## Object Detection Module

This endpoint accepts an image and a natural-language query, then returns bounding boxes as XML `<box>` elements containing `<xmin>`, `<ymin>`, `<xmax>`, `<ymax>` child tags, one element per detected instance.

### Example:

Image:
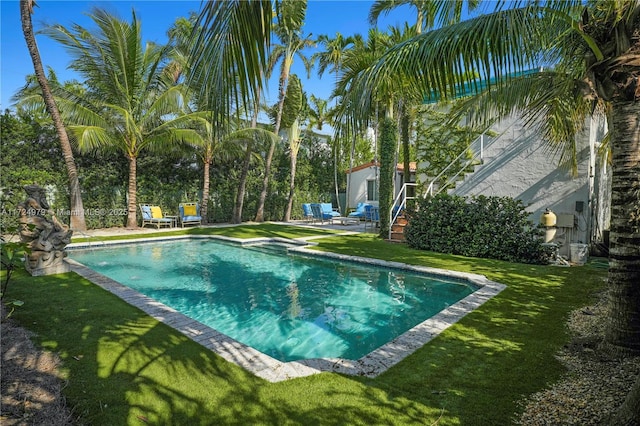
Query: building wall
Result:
<box><xmin>346</xmin><ymin>165</ymin><xmax>412</xmax><ymax>210</ymax></box>
<box><xmin>346</xmin><ymin>165</ymin><xmax>379</xmax><ymax>209</ymax></box>
<box><xmin>447</xmin><ymin>114</ymin><xmax>606</xmax><ymax>256</ymax></box>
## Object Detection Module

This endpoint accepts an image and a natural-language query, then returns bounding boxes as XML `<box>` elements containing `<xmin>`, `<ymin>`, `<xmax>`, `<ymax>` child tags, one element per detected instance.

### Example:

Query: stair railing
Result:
<box><xmin>425</xmin><ymin>133</ymin><xmax>486</xmax><ymax>197</ymax></box>
<box><xmin>387</xmin><ymin>133</ymin><xmax>491</xmax><ymax>240</ymax></box>
<box><xmin>388</xmin><ymin>182</ymin><xmax>418</xmax><ymax>240</ymax></box>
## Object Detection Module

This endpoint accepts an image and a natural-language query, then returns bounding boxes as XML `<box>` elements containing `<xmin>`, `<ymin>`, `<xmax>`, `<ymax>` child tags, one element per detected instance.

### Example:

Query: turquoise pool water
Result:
<box><xmin>70</xmin><ymin>239</ymin><xmax>477</xmax><ymax>362</ymax></box>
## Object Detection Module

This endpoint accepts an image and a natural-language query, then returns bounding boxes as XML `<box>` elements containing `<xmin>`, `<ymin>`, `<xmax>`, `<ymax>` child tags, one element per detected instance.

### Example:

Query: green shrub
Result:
<box><xmin>405</xmin><ymin>194</ymin><xmax>553</xmax><ymax>264</ymax></box>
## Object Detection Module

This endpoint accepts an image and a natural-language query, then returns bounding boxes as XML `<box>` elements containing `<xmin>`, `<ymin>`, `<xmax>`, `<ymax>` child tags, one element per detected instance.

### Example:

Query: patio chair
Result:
<box><xmin>320</xmin><ymin>203</ymin><xmax>341</xmax><ymax>220</ymax></box>
<box><xmin>302</xmin><ymin>203</ymin><xmax>314</xmax><ymax>222</ymax></box>
<box><xmin>310</xmin><ymin>203</ymin><xmax>324</xmax><ymax>223</ymax></box>
<box><xmin>140</xmin><ymin>204</ymin><xmax>174</xmax><ymax>229</ymax></box>
<box><xmin>179</xmin><ymin>202</ymin><xmax>202</xmax><ymax>227</ymax></box>
<box><xmin>348</xmin><ymin>202</ymin><xmax>370</xmax><ymax>220</ymax></box>
<box><xmin>320</xmin><ymin>203</ymin><xmax>340</xmax><ymax>219</ymax></box>
<box><xmin>364</xmin><ymin>206</ymin><xmax>380</xmax><ymax>230</ymax></box>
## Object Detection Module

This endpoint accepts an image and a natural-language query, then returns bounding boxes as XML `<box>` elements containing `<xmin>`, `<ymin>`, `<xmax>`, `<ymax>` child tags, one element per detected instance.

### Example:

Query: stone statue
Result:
<box><xmin>17</xmin><ymin>184</ymin><xmax>73</xmax><ymax>276</ymax></box>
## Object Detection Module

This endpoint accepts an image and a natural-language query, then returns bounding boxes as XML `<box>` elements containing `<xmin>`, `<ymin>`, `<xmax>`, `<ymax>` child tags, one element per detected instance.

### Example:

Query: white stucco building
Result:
<box><xmin>441</xmin><ymin>114</ymin><xmax>609</xmax><ymax>256</ymax></box>
<box><xmin>346</xmin><ymin>113</ymin><xmax>610</xmax><ymax>257</ymax></box>
<box><xmin>345</xmin><ymin>161</ymin><xmax>416</xmax><ymax>209</ymax></box>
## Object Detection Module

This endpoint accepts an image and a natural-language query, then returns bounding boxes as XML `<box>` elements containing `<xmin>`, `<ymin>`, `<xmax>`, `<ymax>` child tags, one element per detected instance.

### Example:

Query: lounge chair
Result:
<box><xmin>309</xmin><ymin>203</ymin><xmax>340</xmax><ymax>223</ymax></box>
<box><xmin>348</xmin><ymin>202</ymin><xmax>370</xmax><ymax>220</ymax></box>
<box><xmin>320</xmin><ymin>203</ymin><xmax>341</xmax><ymax>220</ymax></box>
<box><xmin>179</xmin><ymin>202</ymin><xmax>202</xmax><ymax>227</ymax></box>
<box><xmin>310</xmin><ymin>203</ymin><xmax>324</xmax><ymax>223</ymax></box>
<box><xmin>364</xmin><ymin>206</ymin><xmax>380</xmax><ymax>230</ymax></box>
<box><xmin>302</xmin><ymin>203</ymin><xmax>314</xmax><ymax>222</ymax></box>
<box><xmin>140</xmin><ymin>204</ymin><xmax>174</xmax><ymax>229</ymax></box>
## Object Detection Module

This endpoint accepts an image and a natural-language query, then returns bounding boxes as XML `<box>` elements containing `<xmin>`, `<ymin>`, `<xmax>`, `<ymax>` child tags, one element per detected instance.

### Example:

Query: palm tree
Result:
<box><xmin>315</xmin><ymin>32</ymin><xmax>356</xmax><ymax>82</ymax></box>
<box><xmin>386</xmin><ymin>23</ymin><xmax>423</xmax><ymax>187</ymax></box>
<box><xmin>41</xmin><ymin>8</ymin><xmax>200</xmax><ymax>228</ymax></box>
<box><xmin>226</xmin><ymin>127</ymin><xmax>277</xmax><ymax>223</ymax></box>
<box><xmin>19</xmin><ymin>0</ymin><xmax>86</xmax><ymax>231</ymax></box>
<box><xmin>358</xmin><ymin>1</ymin><xmax>639</xmax><ymax>421</ymax></box>
<box><xmin>190</xmin><ymin>0</ymin><xmax>272</xmax><ymax>132</ymax></box>
<box><xmin>332</xmin><ymin>28</ymin><xmax>402</xmax><ymax>236</ymax></box>
<box><xmin>191</xmin><ymin>1</ymin><xmax>280</xmax><ymax>223</ymax></box>
<box><xmin>168</xmin><ymin>15</ymin><xmax>243</xmax><ymax>225</ymax></box>
<box><xmin>306</xmin><ymin>94</ymin><xmax>331</xmax><ymax>131</ymax></box>
<box><xmin>314</xmin><ymin>32</ymin><xmax>356</xmax><ymax>213</ymax></box>
<box><xmin>255</xmin><ymin>0</ymin><xmax>314</xmax><ymax>222</ymax></box>
<box><xmin>368</xmin><ymin>0</ymin><xmax>481</xmax><ymax>34</ymax></box>
<box><xmin>280</xmin><ymin>74</ymin><xmax>305</xmax><ymax>221</ymax></box>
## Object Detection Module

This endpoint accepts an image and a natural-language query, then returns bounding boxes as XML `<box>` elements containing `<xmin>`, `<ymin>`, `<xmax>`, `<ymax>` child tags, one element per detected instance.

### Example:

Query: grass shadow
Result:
<box><xmin>6</xmin><ymin>225</ymin><xmax>608</xmax><ymax>424</ymax></box>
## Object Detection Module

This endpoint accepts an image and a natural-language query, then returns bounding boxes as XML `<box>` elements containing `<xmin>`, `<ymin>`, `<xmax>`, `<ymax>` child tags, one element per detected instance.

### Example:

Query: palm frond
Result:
<box><xmin>449</xmin><ymin>69</ymin><xmax>596</xmax><ymax>176</ymax></box>
<box><xmin>364</xmin><ymin>5</ymin><xmax>565</xmax><ymax>106</ymax></box>
<box><xmin>67</xmin><ymin>125</ymin><xmax>117</xmax><ymax>152</ymax></box>
<box><xmin>190</xmin><ymin>0</ymin><xmax>272</xmax><ymax>132</ymax></box>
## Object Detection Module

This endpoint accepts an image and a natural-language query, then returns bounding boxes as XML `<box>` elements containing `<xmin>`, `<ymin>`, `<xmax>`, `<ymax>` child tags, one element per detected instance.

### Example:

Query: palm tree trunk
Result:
<box><xmin>235</xmin><ymin>96</ymin><xmax>260</xmax><ymax>224</ymax></box>
<box><xmin>283</xmin><ymin>151</ymin><xmax>298</xmax><ymax>221</ymax></box>
<box><xmin>233</xmin><ymin>147</ymin><xmax>252</xmax><ymax>224</ymax></box>
<box><xmin>126</xmin><ymin>155</ymin><xmax>138</xmax><ymax>229</ymax></box>
<box><xmin>602</xmin><ymin>100</ymin><xmax>640</xmax><ymax>357</ymax></box>
<box><xmin>612</xmin><ymin>372</ymin><xmax>640</xmax><ymax>425</ymax></box>
<box><xmin>255</xmin><ymin>139</ymin><xmax>276</xmax><ymax>222</ymax></box>
<box><xmin>333</xmin><ymin>140</ymin><xmax>341</xmax><ymax>213</ymax></box>
<box><xmin>255</xmin><ymin>67</ymin><xmax>288</xmax><ymax>222</ymax></box>
<box><xmin>379</xmin><ymin>117</ymin><xmax>397</xmax><ymax>238</ymax></box>
<box><xmin>20</xmin><ymin>0</ymin><xmax>86</xmax><ymax>231</ymax></box>
<box><xmin>201</xmin><ymin>157</ymin><xmax>211</xmax><ymax>225</ymax></box>
<box><xmin>333</xmin><ymin>70</ymin><xmax>342</xmax><ymax>214</ymax></box>
<box><xmin>346</xmin><ymin>131</ymin><xmax>355</xmax><ymax>212</ymax></box>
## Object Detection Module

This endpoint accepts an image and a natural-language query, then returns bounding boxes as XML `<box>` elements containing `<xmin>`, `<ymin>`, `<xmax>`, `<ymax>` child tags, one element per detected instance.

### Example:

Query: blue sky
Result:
<box><xmin>1</xmin><ymin>0</ymin><xmax>414</xmax><ymax>114</ymax></box>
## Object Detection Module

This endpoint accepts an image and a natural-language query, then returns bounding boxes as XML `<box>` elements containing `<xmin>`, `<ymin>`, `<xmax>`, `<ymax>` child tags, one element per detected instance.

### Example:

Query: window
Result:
<box><xmin>367</xmin><ymin>179</ymin><xmax>379</xmax><ymax>201</ymax></box>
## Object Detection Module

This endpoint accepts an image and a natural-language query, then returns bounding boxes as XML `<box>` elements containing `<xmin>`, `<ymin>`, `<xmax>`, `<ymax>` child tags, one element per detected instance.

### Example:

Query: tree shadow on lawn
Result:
<box><xmin>8</xmin><ymin>233</ymin><xmax>608</xmax><ymax>425</ymax></box>
<box><xmin>187</xmin><ymin>223</ymin><xmax>340</xmax><ymax>240</ymax></box>
<box><xmin>308</xmin><ymin>234</ymin><xmax>608</xmax><ymax>423</ymax></box>
<box><xmin>10</xmin><ymin>270</ymin><xmax>460</xmax><ymax>425</ymax></box>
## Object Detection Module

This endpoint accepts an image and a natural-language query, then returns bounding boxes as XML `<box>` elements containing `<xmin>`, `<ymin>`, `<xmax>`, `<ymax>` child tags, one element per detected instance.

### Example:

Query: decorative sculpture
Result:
<box><xmin>17</xmin><ymin>184</ymin><xmax>73</xmax><ymax>276</ymax></box>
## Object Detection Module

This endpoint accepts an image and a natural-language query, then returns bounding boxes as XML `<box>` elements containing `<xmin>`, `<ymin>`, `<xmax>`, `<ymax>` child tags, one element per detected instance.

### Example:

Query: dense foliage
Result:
<box><xmin>414</xmin><ymin>104</ymin><xmax>488</xmax><ymax>189</ymax></box>
<box><xmin>0</xmin><ymin>111</ymin><xmax>67</xmax><ymax>222</ymax></box>
<box><xmin>1</xmin><ymin>110</ymin><xmax>340</xmax><ymax>229</ymax></box>
<box><xmin>378</xmin><ymin>117</ymin><xmax>396</xmax><ymax>237</ymax></box>
<box><xmin>405</xmin><ymin>194</ymin><xmax>554</xmax><ymax>264</ymax></box>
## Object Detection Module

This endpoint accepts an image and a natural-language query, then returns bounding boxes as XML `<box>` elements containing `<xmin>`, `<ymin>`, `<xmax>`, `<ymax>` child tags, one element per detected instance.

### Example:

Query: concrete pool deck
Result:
<box><xmin>66</xmin><ymin>225</ymin><xmax>506</xmax><ymax>382</ymax></box>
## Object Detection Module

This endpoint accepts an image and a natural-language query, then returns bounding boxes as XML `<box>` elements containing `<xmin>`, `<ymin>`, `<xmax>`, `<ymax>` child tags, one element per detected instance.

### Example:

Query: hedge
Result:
<box><xmin>404</xmin><ymin>194</ymin><xmax>554</xmax><ymax>264</ymax></box>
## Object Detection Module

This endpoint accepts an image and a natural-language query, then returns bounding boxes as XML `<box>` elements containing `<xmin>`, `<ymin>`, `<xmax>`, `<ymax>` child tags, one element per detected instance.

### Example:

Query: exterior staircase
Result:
<box><xmin>388</xmin><ymin>183</ymin><xmax>417</xmax><ymax>243</ymax></box>
<box><xmin>387</xmin><ymin>134</ymin><xmax>489</xmax><ymax>243</ymax></box>
<box><xmin>389</xmin><ymin>214</ymin><xmax>408</xmax><ymax>242</ymax></box>
<box><xmin>426</xmin><ymin>133</ymin><xmax>487</xmax><ymax>197</ymax></box>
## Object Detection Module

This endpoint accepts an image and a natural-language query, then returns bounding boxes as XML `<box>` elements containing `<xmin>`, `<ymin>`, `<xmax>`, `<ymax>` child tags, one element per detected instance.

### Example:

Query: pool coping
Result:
<box><xmin>66</xmin><ymin>235</ymin><xmax>506</xmax><ymax>382</ymax></box>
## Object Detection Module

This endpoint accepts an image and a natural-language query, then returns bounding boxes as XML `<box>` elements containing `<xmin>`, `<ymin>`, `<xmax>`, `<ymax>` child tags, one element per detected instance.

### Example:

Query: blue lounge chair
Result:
<box><xmin>320</xmin><ymin>203</ymin><xmax>341</xmax><ymax>220</ymax></box>
<box><xmin>365</xmin><ymin>206</ymin><xmax>380</xmax><ymax>230</ymax></box>
<box><xmin>179</xmin><ymin>202</ymin><xmax>202</xmax><ymax>227</ymax></box>
<box><xmin>302</xmin><ymin>203</ymin><xmax>314</xmax><ymax>222</ymax></box>
<box><xmin>309</xmin><ymin>203</ymin><xmax>340</xmax><ymax>223</ymax></box>
<box><xmin>310</xmin><ymin>203</ymin><xmax>323</xmax><ymax>223</ymax></box>
<box><xmin>140</xmin><ymin>204</ymin><xmax>174</xmax><ymax>229</ymax></box>
<box><xmin>348</xmin><ymin>203</ymin><xmax>370</xmax><ymax>220</ymax></box>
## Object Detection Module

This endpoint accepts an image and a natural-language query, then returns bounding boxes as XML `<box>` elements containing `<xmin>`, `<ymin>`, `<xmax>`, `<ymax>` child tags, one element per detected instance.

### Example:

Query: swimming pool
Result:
<box><xmin>67</xmin><ymin>236</ymin><xmax>505</xmax><ymax>381</ymax></box>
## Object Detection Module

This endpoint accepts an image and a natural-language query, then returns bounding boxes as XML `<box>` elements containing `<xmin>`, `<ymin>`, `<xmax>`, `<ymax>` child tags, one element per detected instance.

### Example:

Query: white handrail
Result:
<box><xmin>388</xmin><ymin>182</ymin><xmax>417</xmax><ymax>240</ymax></box>
<box><xmin>424</xmin><ymin>132</ymin><xmax>487</xmax><ymax>197</ymax></box>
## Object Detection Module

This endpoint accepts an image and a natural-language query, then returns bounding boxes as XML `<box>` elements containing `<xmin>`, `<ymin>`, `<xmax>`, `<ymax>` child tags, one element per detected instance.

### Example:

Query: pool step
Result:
<box><xmin>244</xmin><ymin>243</ymin><xmax>294</xmax><ymax>255</ymax></box>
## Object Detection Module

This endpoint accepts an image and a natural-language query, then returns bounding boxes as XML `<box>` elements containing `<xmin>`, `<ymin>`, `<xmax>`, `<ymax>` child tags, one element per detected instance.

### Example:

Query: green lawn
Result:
<box><xmin>6</xmin><ymin>225</ymin><xmax>606</xmax><ymax>425</ymax></box>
